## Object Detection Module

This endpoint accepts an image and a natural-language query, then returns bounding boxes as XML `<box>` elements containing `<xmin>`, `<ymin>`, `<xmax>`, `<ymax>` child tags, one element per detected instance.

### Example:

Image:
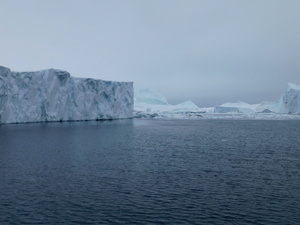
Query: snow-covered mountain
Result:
<box><xmin>0</xmin><ymin>66</ymin><xmax>133</xmax><ymax>124</ymax></box>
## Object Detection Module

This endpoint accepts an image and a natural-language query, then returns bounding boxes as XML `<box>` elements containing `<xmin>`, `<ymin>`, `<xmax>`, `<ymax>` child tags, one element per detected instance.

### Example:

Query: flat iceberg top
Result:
<box><xmin>0</xmin><ymin>66</ymin><xmax>134</xmax><ymax>124</ymax></box>
<box><xmin>288</xmin><ymin>83</ymin><xmax>300</xmax><ymax>90</ymax></box>
<box><xmin>220</xmin><ymin>101</ymin><xmax>259</xmax><ymax>110</ymax></box>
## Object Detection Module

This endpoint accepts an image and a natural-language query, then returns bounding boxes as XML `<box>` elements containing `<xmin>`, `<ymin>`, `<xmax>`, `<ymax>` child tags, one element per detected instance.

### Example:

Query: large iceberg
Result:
<box><xmin>276</xmin><ymin>83</ymin><xmax>300</xmax><ymax>114</ymax></box>
<box><xmin>0</xmin><ymin>66</ymin><xmax>133</xmax><ymax>124</ymax></box>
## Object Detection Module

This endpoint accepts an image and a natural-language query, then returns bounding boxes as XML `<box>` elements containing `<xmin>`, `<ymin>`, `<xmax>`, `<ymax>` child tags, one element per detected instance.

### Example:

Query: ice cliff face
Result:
<box><xmin>0</xmin><ymin>66</ymin><xmax>133</xmax><ymax>124</ymax></box>
<box><xmin>276</xmin><ymin>83</ymin><xmax>300</xmax><ymax>114</ymax></box>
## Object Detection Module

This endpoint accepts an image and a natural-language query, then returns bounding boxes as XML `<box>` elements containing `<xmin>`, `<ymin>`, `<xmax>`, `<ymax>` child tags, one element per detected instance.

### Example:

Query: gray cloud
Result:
<box><xmin>1</xmin><ymin>0</ymin><xmax>300</xmax><ymax>107</ymax></box>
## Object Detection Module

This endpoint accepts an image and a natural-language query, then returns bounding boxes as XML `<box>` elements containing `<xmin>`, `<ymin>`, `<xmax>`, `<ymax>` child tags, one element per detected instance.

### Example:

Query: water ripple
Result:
<box><xmin>0</xmin><ymin>120</ymin><xmax>299</xmax><ymax>224</ymax></box>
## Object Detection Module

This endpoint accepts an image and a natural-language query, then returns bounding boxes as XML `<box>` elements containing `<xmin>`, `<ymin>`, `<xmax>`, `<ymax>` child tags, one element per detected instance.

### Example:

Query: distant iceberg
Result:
<box><xmin>134</xmin><ymin>84</ymin><xmax>300</xmax><ymax>120</ymax></box>
<box><xmin>135</xmin><ymin>89</ymin><xmax>169</xmax><ymax>105</ymax></box>
<box><xmin>134</xmin><ymin>89</ymin><xmax>204</xmax><ymax>119</ymax></box>
<box><xmin>0</xmin><ymin>66</ymin><xmax>133</xmax><ymax>124</ymax></box>
<box><xmin>215</xmin><ymin>101</ymin><xmax>276</xmax><ymax>114</ymax></box>
<box><xmin>175</xmin><ymin>101</ymin><xmax>200</xmax><ymax>111</ymax></box>
<box><xmin>214</xmin><ymin>106</ymin><xmax>240</xmax><ymax>113</ymax></box>
<box><xmin>213</xmin><ymin>84</ymin><xmax>300</xmax><ymax>115</ymax></box>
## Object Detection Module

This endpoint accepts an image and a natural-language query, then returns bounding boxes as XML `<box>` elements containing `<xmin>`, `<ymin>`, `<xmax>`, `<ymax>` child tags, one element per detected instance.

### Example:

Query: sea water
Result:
<box><xmin>0</xmin><ymin>119</ymin><xmax>299</xmax><ymax>224</ymax></box>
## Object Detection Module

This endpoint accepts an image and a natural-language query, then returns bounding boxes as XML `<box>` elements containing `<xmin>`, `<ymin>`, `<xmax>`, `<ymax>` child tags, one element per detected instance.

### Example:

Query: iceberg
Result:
<box><xmin>218</xmin><ymin>101</ymin><xmax>258</xmax><ymax>113</ymax></box>
<box><xmin>134</xmin><ymin>85</ymin><xmax>300</xmax><ymax>120</ymax></box>
<box><xmin>134</xmin><ymin>89</ymin><xmax>204</xmax><ymax>119</ymax></box>
<box><xmin>214</xmin><ymin>106</ymin><xmax>240</xmax><ymax>113</ymax></box>
<box><xmin>215</xmin><ymin>84</ymin><xmax>300</xmax><ymax>115</ymax></box>
<box><xmin>174</xmin><ymin>101</ymin><xmax>200</xmax><ymax>112</ymax></box>
<box><xmin>135</xmin><ymin>89</ymin><xmax>169</xmax><ymax>105</ymax></box>
<box><xmin>0</xmin><ymin>66</ymin><xmax>133</xmax><ymax>124</ymax></box>
<box><xmin>276</xmin><ymin>83</ymin><xmax>300</xmax><ymax>114</ymax></box>
<box><xmin>215</xmin><ymin>101</ymin><xmax>277</xmax><ymax>113</ymax></box>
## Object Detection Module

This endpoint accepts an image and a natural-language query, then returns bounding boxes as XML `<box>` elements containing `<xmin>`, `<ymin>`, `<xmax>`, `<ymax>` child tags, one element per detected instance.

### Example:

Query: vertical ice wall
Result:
<box><xmin>276</xmin><ymin>83</ymin><xmax>300</xmax><ymax>114</ymax></box>
<box><xmin>0</xmin><ymin>66</ymin><xmax>133</xmax><ymax>124</ymax></box>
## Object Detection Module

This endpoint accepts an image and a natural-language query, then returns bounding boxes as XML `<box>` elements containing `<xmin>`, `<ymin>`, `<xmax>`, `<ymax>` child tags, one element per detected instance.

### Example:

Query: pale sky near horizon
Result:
<box><xmin>1</xmin><ymin>0</ymin><xmax>300</xmax><ymax>107</ymax></box>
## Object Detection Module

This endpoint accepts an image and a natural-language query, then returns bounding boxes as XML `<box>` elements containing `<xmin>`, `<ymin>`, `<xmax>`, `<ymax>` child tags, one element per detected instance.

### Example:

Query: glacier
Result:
<box><xmin>0</xmin><ymin>66</ymin><xmax>133</xmax><ymax>124</ymax></box>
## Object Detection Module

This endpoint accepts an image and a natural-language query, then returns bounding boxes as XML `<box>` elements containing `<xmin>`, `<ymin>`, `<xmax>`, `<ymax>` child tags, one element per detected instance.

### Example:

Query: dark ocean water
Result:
<box><xmin>0</xmin><ymin>119</ymin><xmax>299</xmax><ymax>225</ymax></box>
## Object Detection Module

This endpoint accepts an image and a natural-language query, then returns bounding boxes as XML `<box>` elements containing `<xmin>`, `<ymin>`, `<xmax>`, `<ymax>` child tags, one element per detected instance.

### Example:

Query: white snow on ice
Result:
<box><xmin>134</xmin><ymin>85</ymin><xmax>300</xmax><ymax>120</ymax></box>
<box><xmin>276</xmin><ymin>83</ymin><xmax>300</xmax><ymax>114</ymax></box>
<box><xmin>0</xmin><ymin>66</ymin><xmax>133</xmax><ymax>124</ymax></box>
<box><xmin>287</xmin><ymin>83</ymin><xmax>300</xmax><ymax>91</ymax></box>
<box><xmin>1</xmin><ymin>64</ymin><xmax>299</xmax><ymax>122</ymax></box>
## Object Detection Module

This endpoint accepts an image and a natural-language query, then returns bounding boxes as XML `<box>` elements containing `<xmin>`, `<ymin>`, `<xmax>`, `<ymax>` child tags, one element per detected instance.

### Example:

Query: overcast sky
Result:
<box><xmin>1</xmin><ymin>0</ymin><xmax>300</xmax><ymax>107</ymax></box>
